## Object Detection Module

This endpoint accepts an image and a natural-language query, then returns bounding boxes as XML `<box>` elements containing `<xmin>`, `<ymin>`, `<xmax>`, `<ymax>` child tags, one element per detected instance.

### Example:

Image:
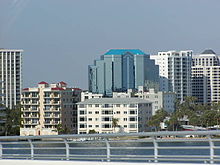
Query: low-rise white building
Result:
<box><xmin>77</xmin><ymin>98</ymin><xmax>152</xmax><ymax>134</ymax></box>
<box><xmin>112</xmin><ymin>86</ymin><xmax>176</xmax><ymax>115</ymax></box>
<box><xmin>135</xmin><ymin>87</ymin><xmax>175</xmax><ymax>115</ymax></box>
<box><xmin>81</xmin><ymin>91</ymin><xmax>103</xmax><ymax>102</ymax></box>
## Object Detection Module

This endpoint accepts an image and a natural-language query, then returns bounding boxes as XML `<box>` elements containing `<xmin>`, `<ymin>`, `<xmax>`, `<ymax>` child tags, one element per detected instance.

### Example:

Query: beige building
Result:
<box><xmin>77</xmin><ymin>98</ymin><xmax>152</xmax><ymax>134</ymax></box>
<box><xmin>20</xmin><ymin>81</ymin><xmax>81</xmax><ymax>136</ymax></box>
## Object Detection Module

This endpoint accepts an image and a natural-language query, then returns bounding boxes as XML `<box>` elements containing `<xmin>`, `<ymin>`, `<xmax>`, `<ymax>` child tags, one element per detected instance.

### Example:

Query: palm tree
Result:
<box><xmin>112</xmin><ymin>118</ymin><xmax>119</xmax><ymax>133</ymax></box>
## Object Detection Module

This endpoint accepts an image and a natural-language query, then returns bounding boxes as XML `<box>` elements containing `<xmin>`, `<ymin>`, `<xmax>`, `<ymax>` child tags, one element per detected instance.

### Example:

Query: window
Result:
<box><xmin>44</xmin><ymin>92</ymin><xmax>50</xmax><ymax>97</ymax></box>
<box><xmin>129</xmin><ymin>117</ymin><xmax>136</xmax><ymax>121</ymax></box>
<box><xmin>80</xmin><ymin>117</ymin><xmax>86</xmax><ymax>121</ymax></box>
<box><xmin>88</xmin><ymin>118</ymin><xmax>92</xmax><ymax>121</ymax></box>
<box><xmin>89</xmin><ymin>125</ymin><xmax>92</xmax><ymax>128</ymax></box>
<box><xmin>116</xmin><ymin>111</ymin><xmax>120</xmax><ymax>114</ymax></box>
<box><xmin>95</xmin><ymin>111</ymin><xmax>99</xmax><ymax>114</ymax></box>
<box><xmin>80</xmin><ymin>110</ymin><xmax>85</xmax><ymax>115</ymax></box>
<box><xmin>95</xmin><ymin>125</ymin><xmax>99</xmax><ymax>128</ymax></box>
<box><xmin>102</xmin><ymin>124</ymin><xmax>111</xmax><ymax>128</ymax></box>
<box><xmin>129</xmin><ymin>110</ymin><xmax>136</xmax><ymax>114</ymax></box>
<box><xmin>79</xmin><ymin>104</ymin><xmax>85</xmax><ymax>108</ymax></box>
<box><xmin>116</xmin><ymin>104</ymin><xmax>120</xmax><ymax>107</ymax></box>
<box><xmin>129</xmin><ymin>104</ymin><xmax>136</xmax><ymax>108</ymax></box>
<box><xmin>44</xmin><ymin>105</ymin><xmax>50</xmax><ymax>110</ymax></box>
<box><xmin>124</xmin><ymin>111</ymin><xmax>127</xmax><ymax>114</ymax></box>
<box><xmin>123</xmin><ymin>118</ymin><xmax>127</xmax><ymax>121</ymax></box>
<box><xmin>79</xmin><ymin>132</ymin><xmax>86</xmax><ymax>134</ymax></box>
<box><xmin>124</xmin><ymin>125</ymin><xmax>127</xmax><ymax>128</ymax></box>
<box><xmin>88</xmin><ymin>104</ymin><xmax>92</xmax><ymax>107</ymax></box>
<box><xmin>80</xmin><ymin>124</ymin><xmax>86</xmax><ymax>128</ymax></box>
<box><xmin>129</xmin><ymin>124</ymin><xmax>137</xmax><ymax>128</ymax></box>
<box><xmin>102</xmin><ymin>117</ymin><xmax>111</xmax><ymax>121</ymax></box>
<box><xmin>95</xmin><ymin>104</ymin><xmax>99</xmax><ymax>107</ymax></box>
<box><xmin>95</xmin><ymin>118</ymin><xmax>99</xmax><ymax>121</ymax></box>
<box><xmin>103</xmin><ymin>104</ymin><xmax>112</xmax><ymax>108</ymax></box>
<box><xmin>102</xmin><ymin>110</ymin><xmax>113</xmax><ymax>114</ymax></box>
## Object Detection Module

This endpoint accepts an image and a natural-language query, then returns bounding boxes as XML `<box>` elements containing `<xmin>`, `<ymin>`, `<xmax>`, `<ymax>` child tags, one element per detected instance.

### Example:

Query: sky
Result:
<box><xmin>0</xmin><ymin>0</ymin><xmax>220</xmax><ymax>89</ymax></box>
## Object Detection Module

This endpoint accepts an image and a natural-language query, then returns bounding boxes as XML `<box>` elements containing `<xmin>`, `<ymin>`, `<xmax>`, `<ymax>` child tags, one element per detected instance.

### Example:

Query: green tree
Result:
<box><xmin>4</xmin><ymin>105</ymin><xmax>22</xmax><ymax>136</ymax></box>
<box><xmin>88</xmin><ymin>129</ymin><xmax>97</xmax><ymax>134</ymax></box>
<box><xmin>56</xmin><ymin>124</ymin><xmax>71</xmax><ymax>135</ymax></box>
<box><xmin>112</xmin><ymin>118</ymin><xmax>119</xmax><ymax>133</ymax></box>
<box><xmin>148</xmin><ymin>109</ymin><xmax>168</xmax><ymax>131</ymax></box>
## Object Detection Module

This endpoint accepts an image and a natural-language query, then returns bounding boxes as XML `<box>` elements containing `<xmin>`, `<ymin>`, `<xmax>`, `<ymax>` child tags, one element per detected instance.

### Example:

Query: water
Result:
<box><xmin>1</xmin><ymin>140</ymin><xmax>220</xmax><ymax>163</ymax></box>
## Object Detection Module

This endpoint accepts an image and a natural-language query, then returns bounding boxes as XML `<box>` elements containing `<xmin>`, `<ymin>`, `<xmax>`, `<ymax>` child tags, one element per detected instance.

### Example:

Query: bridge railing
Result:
<box><xmin>0</xmin><ymin>130</ymin><xmax>220</xmax><ymax>164</ymax></box>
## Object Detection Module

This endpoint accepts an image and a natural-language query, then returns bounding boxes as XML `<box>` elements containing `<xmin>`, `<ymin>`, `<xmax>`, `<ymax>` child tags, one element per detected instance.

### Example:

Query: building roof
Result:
<box><xmin>104</xmin><ymin>49</ymin><xmax>146</xmax><ymax>55</ymax></box>
<box><xmin>59</xmin><ymin>81</ymin><xmax>67</xmax><ymax>85</ymax></box>
<box><xmin>201</xmin><ymin>49</ymin><xmax>216</xmax><ymax>54</ymax></box>
<box><xmin>72</xmin><ymin>88</ymin><xmax>81</xmax><ymax>91</ymax></box>
<box><xmin>77</xmin><ymin>98</ymin><xmax>152</xmax><ymax>104</ymax></box>
<box><xmin>38</xmin><ymin>81</ymin><xmax>48</xmax><ymax>85</ymax></box>
<box><xmin>51</xmin><ymin>87</ymin><xmax>64</xmax><ymax>91</ymax></box>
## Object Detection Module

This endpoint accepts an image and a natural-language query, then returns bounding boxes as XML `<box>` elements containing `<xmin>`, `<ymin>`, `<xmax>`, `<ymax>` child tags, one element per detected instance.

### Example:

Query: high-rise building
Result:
<box><xmin>20</xmin><ymin>81</ymin><xmax>81</xmax><ymax>136</ymax></box>
<box><xmin>0</xmin><ymin>49</ymin><xmax>23</xmax><ymax>109</ymax></box>
<box><xmin>192</xmin><ymin>49</ymin><xmax>220</xmax><ymax>103</ymax></box>
<box><xmin>88</xmin><ymin>49</ymin><xmax>159</xmax><ymax>96</ymax></box>
<box><xmin>150</xmin><ymin>50</ymin><xmax>192</xmax><ymax>102</ymax></box>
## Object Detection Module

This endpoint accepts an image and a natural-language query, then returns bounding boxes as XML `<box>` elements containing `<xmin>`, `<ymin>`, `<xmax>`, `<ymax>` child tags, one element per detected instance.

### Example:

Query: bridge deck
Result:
<box><xmin>0</xmin><ymin>160</ymin><xmax>211</xmax><ymax>165</ymax></box>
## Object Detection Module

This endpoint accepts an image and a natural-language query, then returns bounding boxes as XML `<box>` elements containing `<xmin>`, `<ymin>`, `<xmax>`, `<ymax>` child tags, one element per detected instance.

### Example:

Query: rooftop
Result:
<box><xmin>77</xmin><ymin>98</ymin><xmax>151</xmax><ymax>104</ymax></box>
<box><xmin>38</xmin><ymin>81</ymin><xmax>48</xmax><ymax>85</ymax></box>
<box><xmin>201</xmin><ymin>49</ymin><xmax>216</xmax><ymax>54</ymax></box>
<box><xmin>104</xmin><ymin>49</ymin><xmax>146</xmax><ymax>55</ymax></box>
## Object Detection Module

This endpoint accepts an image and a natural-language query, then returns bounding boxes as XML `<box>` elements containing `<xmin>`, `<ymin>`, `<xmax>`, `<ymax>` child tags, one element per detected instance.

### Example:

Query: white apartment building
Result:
<box><xmin>192</xmin><ymin>49</ymin><xmax>220</xmax><ymax>103</ymax></box>
<box><xmin>20</xmin><ymin>81</ymin><xmax>81</xmax><ymax>136</ymax></box>
<box><xmin>112</xmin><ymin>87</ymin><xmax>175</xmax><ymax>115</ymax></box>
<box><xmin>0</xmin><ymin>49</ymin><xmax>22</xmax><ymax>109</ymax></box>
<box><xmin>150</xmin><ymin>50</ymin><xmax>192</xmax><ymax>102</ymax></box>
<box><xmin>112</xmin><ymin>89</ymin><xmax>133</xmax><ymax>98</ymax></box>
<box><xmin>135</xmin><ymin>87</ymin><xmax>175</xmax><ymax>115</ymax></box>
<box><xmin>81</xmin><ymin>91</ymin><xmax>103</xmax><ymax>102</ymax></box>
<box><xmin>77</xmin><ymin>98</ymin><xmax>152</xmax><ymax>134</ymax></box>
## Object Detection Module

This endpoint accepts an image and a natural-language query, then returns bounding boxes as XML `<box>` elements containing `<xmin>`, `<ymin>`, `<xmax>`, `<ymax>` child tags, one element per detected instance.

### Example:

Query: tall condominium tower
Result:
<box><xmin>150</xmin><ymin>50</ymin><xmax>192</xmax><ymax>102</ymax></box>
<box><xmin>192</xmin><ymin>49</ymin><xmax>220</xmax><ymax>103</ymax></box>
<box><xmin>0</xmin><ymin>49</ymin><xmax>23</xmax><ymax>109</ymax></box>
<box><xmin>88</xmin><ymin>49</ymin><xmax>159</xmax><ymax>96</ymax></box>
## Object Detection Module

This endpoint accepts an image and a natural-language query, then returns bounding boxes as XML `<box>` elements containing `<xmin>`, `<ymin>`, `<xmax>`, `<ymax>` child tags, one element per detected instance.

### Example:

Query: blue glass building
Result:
<box><xmin>88</xmin><ymin>49</ymin><xmax>159</xmax><ymax>96</ymax></box>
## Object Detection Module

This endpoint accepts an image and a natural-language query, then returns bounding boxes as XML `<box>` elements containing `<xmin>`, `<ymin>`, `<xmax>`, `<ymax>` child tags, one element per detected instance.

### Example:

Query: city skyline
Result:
<box><xmin>1</xmin><ymin>0</ymin><xmax>220</xmax><ymax>89</ymax></box>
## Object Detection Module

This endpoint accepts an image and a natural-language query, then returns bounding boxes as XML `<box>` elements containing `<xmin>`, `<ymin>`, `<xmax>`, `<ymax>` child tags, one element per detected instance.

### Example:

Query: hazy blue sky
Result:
<box><xmin>0</xmin><ymin>0</ymin><xmax>220</xmax><ymax>89</ymax></box>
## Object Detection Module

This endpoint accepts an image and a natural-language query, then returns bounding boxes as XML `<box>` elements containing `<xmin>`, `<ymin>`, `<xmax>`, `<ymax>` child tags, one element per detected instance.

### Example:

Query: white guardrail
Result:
<box><xmin>0</xmin><ymin>131</ymin><xmax>220</xmax><ymax>164</ymax></box>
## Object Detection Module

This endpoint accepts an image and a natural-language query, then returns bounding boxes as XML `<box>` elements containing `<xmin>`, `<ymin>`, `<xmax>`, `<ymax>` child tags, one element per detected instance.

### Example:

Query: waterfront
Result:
<box><xmin>1</xmin><ymin>138</ymin><xmax>220</xmax><ymax>163</ymax></box>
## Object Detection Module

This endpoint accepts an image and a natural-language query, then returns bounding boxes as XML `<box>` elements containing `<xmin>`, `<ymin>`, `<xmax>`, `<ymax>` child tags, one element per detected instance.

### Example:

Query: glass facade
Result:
<box><xmin>88</xmin><ymin>49</ymin><xmax>159</xmax><ymax>96</ymax></box>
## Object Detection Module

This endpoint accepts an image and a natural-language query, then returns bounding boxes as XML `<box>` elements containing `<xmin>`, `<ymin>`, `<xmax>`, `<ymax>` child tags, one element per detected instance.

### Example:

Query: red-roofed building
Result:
<box><xmin>38</xmin><ymin>81</ymin><xmax>48</xmax><ymax>84</ymax></box>
<box><xmin>21</xmin><ymin>82</ymin><xmax>81</xmax><ymax>136</ymax></box>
